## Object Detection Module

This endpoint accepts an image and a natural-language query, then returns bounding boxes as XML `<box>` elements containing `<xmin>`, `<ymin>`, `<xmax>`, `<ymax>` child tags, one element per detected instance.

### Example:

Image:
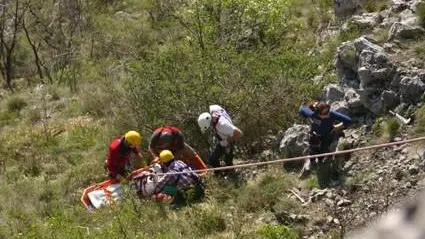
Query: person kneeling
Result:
<box><xmin>153</xmin><ymin>150</ymin><xmax>205</xmax><ymax>208</ymax></box>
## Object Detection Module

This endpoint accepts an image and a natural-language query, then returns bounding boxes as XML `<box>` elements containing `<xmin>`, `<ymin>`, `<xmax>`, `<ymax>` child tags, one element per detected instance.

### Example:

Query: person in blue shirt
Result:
<box><xmin>299</xmin><ymin>101</ymin><xmax>352</xmax><ymax>187</ymax></box>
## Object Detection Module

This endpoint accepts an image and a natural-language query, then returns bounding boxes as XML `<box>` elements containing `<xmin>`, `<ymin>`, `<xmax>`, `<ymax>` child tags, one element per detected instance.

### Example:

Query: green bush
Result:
<box><xmin>361</xmin><ymin>0</ymin><xmax>390</xmax><ymax>12</ymax></box>
<box><xmin>7</xmin><ymin>96</ymin><xmax>27</xmax><ymax>112</ymax></box>
<box><xmin>371</xmin><ymin>118</ymin><xmax>385</xmax><ymax>137</ymax></box>
<box><xmin>386</xmin><ymin>118</ymin><xmax>400</xmax><ymax>141</ymax></box>
<box><xmin>413</xmin><ymin>105</ymin><xmax>425</xmax><ymax>136</ymax></box>
<box><xmin>417</xmin><ymin>3</ymin><xmax>425</xmax><ymax>28</ymax></box>
<box><xmin>306</xmin><ymin>174</ymin><xmax>320</xmax><ymax>189</ymax></box>
<box><xmin>257</xmin><ymin>225</ymin><xmax>299</xmax><ymax>239</ymax></box>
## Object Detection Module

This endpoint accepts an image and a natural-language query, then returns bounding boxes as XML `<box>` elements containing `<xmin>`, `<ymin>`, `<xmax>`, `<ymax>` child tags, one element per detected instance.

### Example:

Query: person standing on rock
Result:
<box><xmin>299</xmin><ymin>101</ymin><xmax>352</xmax><ymax>187</ymax></box>
<box><xmin>197</xmin><ymin>104</ymin><xmax>243</xmax><ymax>177</ymax></box>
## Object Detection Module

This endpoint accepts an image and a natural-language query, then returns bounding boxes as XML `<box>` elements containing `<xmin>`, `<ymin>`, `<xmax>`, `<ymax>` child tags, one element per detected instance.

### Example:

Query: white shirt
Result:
<box><xmin>209</xmin><ymin>105</ymin><xmax>237</xmax><ymax>141</ymax></box>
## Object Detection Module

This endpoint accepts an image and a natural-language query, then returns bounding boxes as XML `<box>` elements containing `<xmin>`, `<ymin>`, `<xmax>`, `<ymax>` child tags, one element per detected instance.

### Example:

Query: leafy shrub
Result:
<box><xmin>257</xmin><ymin>225</ymin><xmax>299</xmax><ymax>239</ymax></box>
<box><xmin>413</xmin><ymin>105</ymin><xmax>425</xmax><ymax>136</ymax></box>
<box><xmin>306</xmin><ymin>174</ymin><xmax>320</xmax><ymax>189</ymax></box>
<box><xmin>417</xmin><ymin>3</ymin><xmax>425</xmax><ymax>28</ymax></box>
<box><xmin>7</xmin><ymin>96</ymin><xmax>27</xmax><ymax>112</ymax></box>
<box><xmin>386</xmin><ymin>118</ymin><xmax>400</xmax><ymax>141</ymax></box>
<box><xmin>361</xmin><ymin>0</ymin><xmax>390</xmax><ymax>12</ymax></box>
<box><xmin>371</xmin><ymin>118</ymin><xmax>385</xmax><ymax>137</ymax></box>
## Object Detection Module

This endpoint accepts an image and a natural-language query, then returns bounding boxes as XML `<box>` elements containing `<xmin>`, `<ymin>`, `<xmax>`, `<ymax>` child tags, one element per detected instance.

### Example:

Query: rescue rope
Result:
<box><xmin>149</xmin><ymin>136</ymin><xmax>425</xmax><ymax>176</ymax></box>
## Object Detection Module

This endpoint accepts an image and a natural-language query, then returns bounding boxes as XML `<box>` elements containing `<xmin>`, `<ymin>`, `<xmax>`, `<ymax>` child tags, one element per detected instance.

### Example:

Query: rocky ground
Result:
<box><xmin>255</xmin><ymin>125</ymin><xmax>422</xmax><ymax>238</ymax></box>
<box><xmin>249</xmin><ymin>0</ymin><xmax>425</xmax><ymax>237</ymax></box>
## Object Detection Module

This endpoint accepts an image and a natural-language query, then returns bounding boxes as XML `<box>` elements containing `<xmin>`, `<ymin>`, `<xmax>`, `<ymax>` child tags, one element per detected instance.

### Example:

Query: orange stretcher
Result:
<box><xmin>80</xmin><ymin>178</ymin><xmax>121</xmax><ymax>211</ymax></box>
<box><xmin>81</xmin><ymin>161</ymin><xmax>208</xmax><ymax>210</ymax></box>
<box><xmin>185</xmin><ymin>154</ymin><xmax>208</xmax><ymax>175</ymax></box>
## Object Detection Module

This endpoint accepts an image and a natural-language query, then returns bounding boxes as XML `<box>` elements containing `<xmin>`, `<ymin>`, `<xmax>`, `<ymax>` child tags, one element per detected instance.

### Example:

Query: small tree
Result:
<box><xmin>0</xmin><ymin>0</ymin><xmax>28</xmax><ymax>90</ymax></box>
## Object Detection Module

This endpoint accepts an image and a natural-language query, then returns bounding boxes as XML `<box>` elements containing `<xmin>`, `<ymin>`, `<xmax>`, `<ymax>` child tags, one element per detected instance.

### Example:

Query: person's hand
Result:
<box><xmin>333</xmin><ymin>123</ymin><xmax>344</xmax><ymax>131</ymax></box>
<box><xmin>151</xmin><ymin>157</ymin><xmax>160</xmax><ymax>164</ymax></box>
<box><xmin>117</xmin><ymin>174</ymin><xmax>129</xmax><ymax>184</ymax></box>
<box><xmin>331</xmin><ymin>123</ymin><xmax>345</xmax><ymax>137</ymax></box>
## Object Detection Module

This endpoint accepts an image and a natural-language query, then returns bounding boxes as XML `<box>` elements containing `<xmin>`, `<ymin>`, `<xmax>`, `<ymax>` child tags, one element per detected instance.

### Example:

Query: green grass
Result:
<box><xmin>414</xmin><ymin>41</ymin><xmax>425</xmax><ymax>59</ymax></box>
<box><xmin>257</xmin><ymin>225</ymin><xmax>299</xmax><ymax>239</ymax></box>
<box><xmin>305</xmin><ymin>174</ymin><xmax>320</xmax><ymax>190</ymax></box>
<box><xmin>371</xmin><ymin>117</ymin><xmax>401</xmax><ymax>142</ymax></box>
<box><xmin>7</xmin><ymin>96</ymin><xmax>27</xmax><ymax>112</ymax></box>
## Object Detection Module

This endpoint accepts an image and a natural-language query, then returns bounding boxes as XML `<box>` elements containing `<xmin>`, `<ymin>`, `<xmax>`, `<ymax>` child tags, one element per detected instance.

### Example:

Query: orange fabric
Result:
<box><xmin>188</xmin><ymin>154</ymin><xmax>208</xmax><ymax>175</ymax></box>
<box><xmin>80</xmin><ymin>178</ymin><xmax>119</xmax><ymax>210</ymax></box>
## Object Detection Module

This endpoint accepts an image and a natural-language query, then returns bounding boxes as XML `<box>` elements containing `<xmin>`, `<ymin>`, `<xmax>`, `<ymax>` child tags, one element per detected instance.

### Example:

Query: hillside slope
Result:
<box><xmin>0</xmin><ymin>0</ymin><xmax>425</xmax><ymax>238</ymax></box>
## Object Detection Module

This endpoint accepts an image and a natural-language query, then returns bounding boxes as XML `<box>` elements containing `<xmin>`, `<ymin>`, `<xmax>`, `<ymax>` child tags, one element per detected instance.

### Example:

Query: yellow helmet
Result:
<box><xmin>124</xmin><ymin>131</ymin><xmax>141</xmax><ymax>148</ymax></box>
<box><xmin>159</xmin><ymin>150</ymin><xmax>174</xmax><ymax>164</ymax></box>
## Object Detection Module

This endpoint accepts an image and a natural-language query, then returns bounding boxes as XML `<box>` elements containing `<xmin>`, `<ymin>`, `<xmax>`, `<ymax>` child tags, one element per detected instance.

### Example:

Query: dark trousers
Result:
<box><xmin>208</xmin><ymin>143</ymin><xmax>234</xmax><ymax>175</ymax></box>
<box><xmin>163</xmin><ymin>182</ymin><xmax>205</xmax><ymax>209</ymax></box>
<box><xmin>309</xmin><ymin>132</ymin><xmax>339</xmax><ymax>187</ymax></box>
<box><xmin>309</xmin><ymin>133</ymin><xmax>334</xmax><ymax>162</ymax></box>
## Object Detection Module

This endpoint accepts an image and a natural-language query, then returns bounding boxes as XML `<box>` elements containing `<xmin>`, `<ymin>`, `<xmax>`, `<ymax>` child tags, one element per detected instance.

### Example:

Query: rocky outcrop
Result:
<box><xmin>335</xmin><ymin>0</ymin><xmax>361</xmax><ymax>18</ymax></box>
<box><xmin>323</xmin><ymin>84</ymin><xmax>345</xmax><ymax>104</ymax></box>
<box><xmin>333</xmin><ymin>37</ymin><xmax>396</xmax><ymax>115</ymax></box>
<box><xmin>279</xmin><ymin>124</ymin><xmax>310</xmax><ymax>158</ymax></box>
<box><xmin>388</xmin><ymin>22</ymin><xmax>425</xmax><ymax>40</ymax></box>
<box><xmin>400</xmin><ymin>76</ymin><xmax>425</xmax><ymax>103</ymax></box>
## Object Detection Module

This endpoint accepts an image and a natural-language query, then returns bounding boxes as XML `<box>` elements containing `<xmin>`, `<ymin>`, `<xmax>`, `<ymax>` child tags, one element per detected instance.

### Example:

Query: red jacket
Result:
<box><xmin>149</xmin><ymin>126</ymin><xmax>185</xmax><ymax>154</ymax></box>
<box><xmin>106</xmin><ymin>137</ymin><xmax>140</xmax><ymax>177</ymax></box>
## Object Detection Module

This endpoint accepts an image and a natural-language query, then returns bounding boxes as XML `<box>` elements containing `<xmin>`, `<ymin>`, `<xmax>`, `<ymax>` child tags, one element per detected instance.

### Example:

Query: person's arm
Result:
<box><xmin>228</xmin><ymin>127</ymin><xmax>243</xmax><ymax>143</ymax></box>
<box><xmin>331</xmin><ymin>111</ymin><xmax>353</xmax><ymax>127</ymax></box>
<box><xmin>106</xmin><ymin>147</ymin><xmax>120</xmax><ymax>178</ymax></box>
<box><xmin>135</xmin><ymin>152</ymin><xmax>147</xmax><ymax>168</ymax></box>
<box><xmin>130</xmin><ymin>146</ymin><xmax>146</xmax><ymax>168</ymax></box>
<box><xmin>149</xmin><ymin>144</ymin><xmax>159</xmax><ymax>158</ymax></box>
<box><xmin>299</xmin><ymin>105</ymin><xmax>315</xmax><ymax>118</ymax></box>
<box><xmin>216</xmin><ymin>120</ymin><xmax>242</xmax><ymax>146</ymax></box>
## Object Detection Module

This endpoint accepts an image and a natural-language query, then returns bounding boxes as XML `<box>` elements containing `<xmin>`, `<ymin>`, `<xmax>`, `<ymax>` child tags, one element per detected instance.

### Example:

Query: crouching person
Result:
<box><xmin>154</xmin><ymin>150</ymin><xmax>205</xmax><ymax>208</ymax></box>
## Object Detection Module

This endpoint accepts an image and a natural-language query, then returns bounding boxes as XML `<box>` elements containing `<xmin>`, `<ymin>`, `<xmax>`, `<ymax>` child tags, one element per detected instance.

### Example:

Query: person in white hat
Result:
<box><xmin>197</xmin><ymin>105</ymin><xmax>243</xmax><ymax>176</ymax></box>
